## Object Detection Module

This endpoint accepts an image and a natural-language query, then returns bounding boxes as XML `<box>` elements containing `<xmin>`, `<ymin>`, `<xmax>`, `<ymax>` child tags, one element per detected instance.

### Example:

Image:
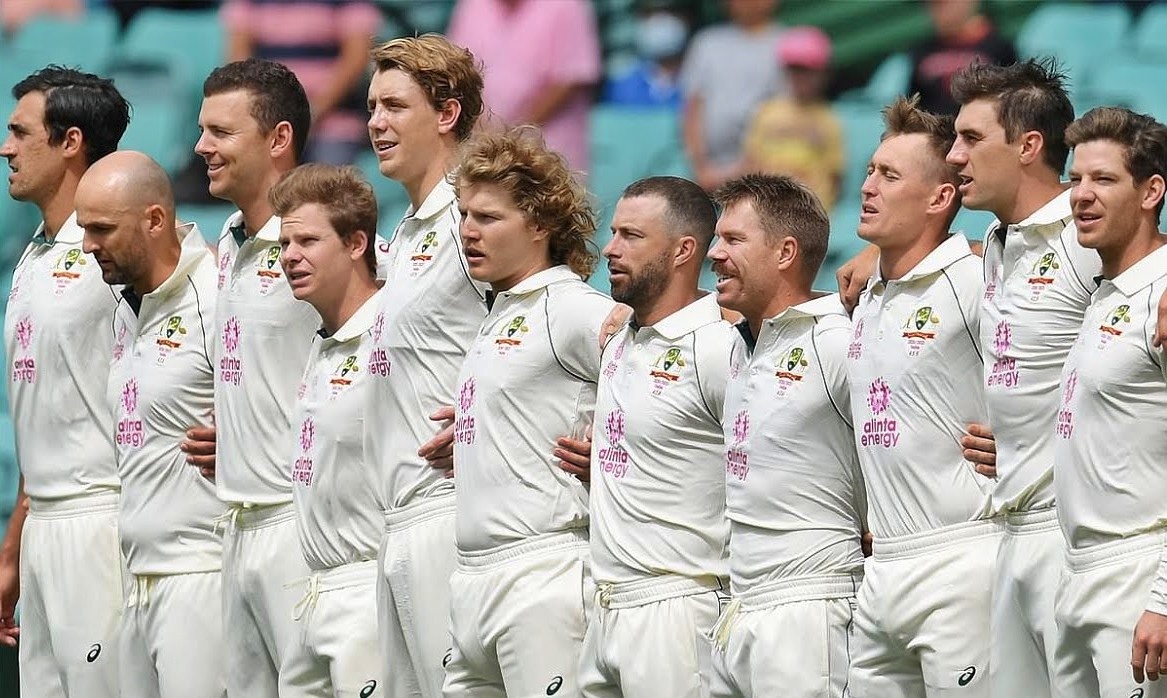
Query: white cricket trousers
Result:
<box><xmin>378</xmin><ymin>494</ymin><xmax>456</xmax><ymax>698</ymax></box>
<box><xmin>709</xmin><ymin>572</ymin><xmax>861</xmax><ymax>698</ymax></box>
<box><xmin>991</xmin><ymin>507</ymin><xmax>1062</xmax><ymax>698</ymax></box>
<box><xmin>1055</xmin><ymin>530</ymin><xmax>1167</xmax><ymax>698</ymax></box>
<box><xmin>279</xmin><ymin>559</ymin><xmax>382</xmax><ymax>698</ymax></box>
<box><xmin>579</xmin><ymin>573</ymin><xmax>726</xmax><ymax>698</ymax></box>
<box><xmin>848</xmin><ymin>519</ymin><xmax>1002</xmax><ymax>697</ymax></box>
<box><xmin>19</xmin><ymin>490</ymin><xmax>123</xmax><ymax>697</ymax></box>
<box><xmin>221</xmin><ymin>502</ymin><xmax>309</xmax><ymax>697</ymax></box>
<box><xmin>442</xmin><ymin>529</ymin><xmax>592</xmax><ymax>698</ymax></box>
<box><xmin>119</xmin><ymin>571</ymin><xmax>225</xmax><ymax>698</ymax></box>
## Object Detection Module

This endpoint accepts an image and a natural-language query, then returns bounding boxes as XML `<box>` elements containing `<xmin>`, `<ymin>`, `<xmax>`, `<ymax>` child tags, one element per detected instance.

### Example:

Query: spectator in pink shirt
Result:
<box><xmin>448</xmin><ymin>0</ymin><xmax>601</xmax><ymax>172</ymax></box>
<box><xmin>221</xmin><ymin>0</ymin><xmax>381</xmax><ymax>165</ymax></box>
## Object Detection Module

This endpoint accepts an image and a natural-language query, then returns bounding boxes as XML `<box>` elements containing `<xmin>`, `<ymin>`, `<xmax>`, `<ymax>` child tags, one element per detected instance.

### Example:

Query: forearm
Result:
<box><xmin>682</xmin><ymin>95</ymin><xmax>708</xmax><ymax>170</ymax></box>
<box><xmin>521</xmin><ymin>82</ymin><xmax>581</xmax><ymax>127</ymax></box>
<box><xmin>0</xmin><ymin>477</ymin><xmax>28</xmax><ymax>568</ymax></box>
<box><xmin>311</xmin><ymin>34</ymin><xmax>372</xmax><ymax>118</ymax></box>
<box><xmin>227</xmin><ymin>30</ymin><xmax>252</xmax><ymax>63</ymax></box>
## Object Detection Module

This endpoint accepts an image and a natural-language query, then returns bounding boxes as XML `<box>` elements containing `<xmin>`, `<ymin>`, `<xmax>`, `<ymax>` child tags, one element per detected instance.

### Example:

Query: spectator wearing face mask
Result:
<box><xmin>602</xmin><ymin>2</ymin><xmax>691</xmax><ymax>109</ymax></box>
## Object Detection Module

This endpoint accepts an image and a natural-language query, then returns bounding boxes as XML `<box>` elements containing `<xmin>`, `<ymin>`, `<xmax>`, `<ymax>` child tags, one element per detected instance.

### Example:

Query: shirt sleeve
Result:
<box><xmin>679</xmin><ymin>30</ymin><xmax>711</xmax><ymax>99</ymax></box>
<box><xmin>545</xmin><ymin>0</ymin><xmax>601</xmax><ymax>85</ymax></box>
<box><xmin>546</xmin><ymin>285</ymin><xmax>617</xmax><ymax>384</ymax></box>
<box><xmin>694</xmin><ymin>322</ymin><xmax>734</xmax><ymax>424</ymax></box>
<box><xmin>219</xmin><ymin>0</ymin><xmax>252</xmax><ymax>32</ymax></box>
<box><xmin>815</xmin><ymin>320</ymin><xmax>853</xmax><ymax>427</ymax></box>
<box><xmin>338</xmin><ymin>1</ymin><xmax>382</xmax><ymax>36</ymax></box>
<box><xmin>1059</xmin><ymin>223</ymin><xmax>1103</xmax><ymax>304</ymax></box>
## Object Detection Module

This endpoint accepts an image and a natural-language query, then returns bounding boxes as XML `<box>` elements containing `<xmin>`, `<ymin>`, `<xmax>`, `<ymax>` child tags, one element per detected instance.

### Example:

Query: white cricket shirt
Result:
<box><xmin>453</xmin><ymin>265</ymin><xmax>616</xmax><ymax>553</ymax></box>
<box><xmin>290</xmin><ymin>293</ymin><xmax>384</xmax><ymax>570</ymax></box>
<box><xmin>214</xmin><ymin>212</ymin><xmax>321</xmax><ymax>506</ymax></box>
<box><xmin>109</xmin><ymin>223</ymin><xmax>223</xmax><ymax>575</ymax></box>
<box><xmin>1055</xmin><ymin>242</ymin><xmax>1167</xmax><ymax>551</ymax></box>
<box><xmin>590</xmin><ymin>293</ymin><xmax>733</xmax><ymax>585</ymax></box>
<box><xmin>6</xmin><ymin>212</ymin><xmax>120</xmax><ymax>500</ymax></box>
<box><xmin>981</xmin><ymin>189</ymin><xmax>1100</xmax><ymax>513</ymax></box>
<box><xmin>723</xmin><ymin>294</ymin><xmax>866</xmax><ymax>594</ymax></box>
<box><xmin>364</xmin><ymin>179</ymin><xmax>489</xmax><ymax>510</ymax></box>
<box><xmin>849</xmin><ymin>234</ymin><xmax>994</xmax><ymax>539</ymax></box>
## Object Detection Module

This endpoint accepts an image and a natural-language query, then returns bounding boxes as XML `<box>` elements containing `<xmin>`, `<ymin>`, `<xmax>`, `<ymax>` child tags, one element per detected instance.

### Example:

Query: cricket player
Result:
<box><xmin>846</xmin><ymin>96</ymin><xmax>998</xmax><ymax>697</ymax></box>
<box><xmin>362</xmin><ymin>35</ymin><xmax>489</xmax><ymax>698</ymax></box>
<box><xmin>707</xmin><ymin>173</ymin><xmax>866</xmax><ymax>698</ymax></box>
<box><xmin>76</xmin><ymin>150</ymin><xmax>222</xmax><ymax>698</ymax></box>
<box><xmin>270</xmin><ymin>163</ymin><xmax>385</xmax><ymax>698</ymax></box>
<box><xmin>0</xmin><ymin>65</ymin><xmax>129</xmax><ymax>696</ymax></box>
<box><xmin>1053</xmin><ymin>107</ymin><xmax>1167</xmax><ymax>698</ymax></box>
<box><xmin>443</xmin><ymin>129</ymin><xmax>616</xmax><ymax>698</ymax></box>
<box><xmin>577</xmin><ymin>175</ymin><xmax>733</xmax><ymax>698</ymax></box>
<box><xmin>189</xmin><ymin>58</ymin><xmax>319</xmax><ymax>696</ymax></box>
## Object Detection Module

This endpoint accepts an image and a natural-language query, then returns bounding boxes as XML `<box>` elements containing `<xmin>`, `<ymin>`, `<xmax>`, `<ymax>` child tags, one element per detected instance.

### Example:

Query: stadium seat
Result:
<box><xmin>0</xmin><ymin>196</ymin><xmax>40</xmax><ymax>267</ymax></box>
<box><xmin>834</xmin><ymin>101</ymin><xmax>885</xmax><ymax>204</ymax></box>
<box><xmin>1134</xmin><ymin>4</ymin><xmax>1167</xmax><ymax>61</ymax></box>
<box><xmin>353</xmin><ymin>151</ymin><xmax>411</xmax><ymax>241</ymax></box>
<box><xmin>8</xmin><ymin>7</ymin><xmax>119</xmax><ymax>74</ymax></box>
<box><xmin>838</xmin><ymin>52</ymin><xmax>910</xmax><ymax>107</ymax></box>
<box><xmin>1015</xmin><ymin>3</ymin><xmax>1131</xmax><ymax>85</ymax></box>
<box><xmin>588</xmin><ymin>105</ymin><xmax>690</xmax><ymax>220</ymax></box>
<box><xmin>1080</xmin><ymin>59</ymin><xmax>1167</xmax><ymax>123</ymax></box>
<box><xmin>951</xmin><ymin>207</ymin><xmax>996</xmax><ymax>241</ymax></box>
<box><xmin>106</xmin><ymin>60</ymin><xmax>191</xmax><ymax>174</ymax></box>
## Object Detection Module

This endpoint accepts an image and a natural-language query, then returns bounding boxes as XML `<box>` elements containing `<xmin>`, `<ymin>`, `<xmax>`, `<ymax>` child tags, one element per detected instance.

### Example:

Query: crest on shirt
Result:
<box><xmin>155</xmin><ymin>315</ymin><xmax>188</xmax><ymax>364</ymax></box>
<box><xmin>1025</xmin><ymin>251</ymin><xmax>1060</xmax><ymax>300</ymax></box>
<box><xmin>1100</xmin><ymin>303</ymin><xmax>1131</xmax><ymax>339</ymax></box>
<box><xmin>256</xmin><ymin>245</ymin><xmax>283</xmax><ymax>294</ymax></box>
<box><xmin>329</xmin><ymin>355</ymin><xmax>360</xmax><ymax>387</ymax></box>
<box><xmin>648</xmin><ymin>345</ymin><xmax>686</xmax><ymax>395</ymax></box>
<box><xmin>494</xmin><ymin>315</ymin><xmax>530</xmax><ymax>354</ymax></box>
<box><xmin>901</xmin><ymin>306</ymin><xmax>940</xmax><ymax>356</ymax></box>
<box><xmin>51</xmin><ymin>247</ymin><xmax>86</xmax><ymax>295</ymax></box>
<box><xmin>774</xmin><ymin>346</ymin><xmax>810</xmax><ymax>397</ymax></box>
<box><xmin>411</xmin><ymin>231</ymin><xmax>438</xmax><ymax>262</ymax></box>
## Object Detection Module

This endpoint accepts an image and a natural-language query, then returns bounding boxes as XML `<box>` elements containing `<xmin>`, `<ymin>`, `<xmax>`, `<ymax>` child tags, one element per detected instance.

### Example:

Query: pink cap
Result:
<box><xmin>778</xmin><ymin>26</ymin><xmax>832</xmax><ymax>70</ymax></box>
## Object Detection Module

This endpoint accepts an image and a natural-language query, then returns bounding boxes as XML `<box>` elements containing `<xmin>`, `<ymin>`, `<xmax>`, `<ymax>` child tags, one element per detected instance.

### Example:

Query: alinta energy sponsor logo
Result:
<box><xmin>861</xmin><ymin>378</ymin><xmax>899</xmax><ymax>448</ymax></box>
<box><xmin>369</xmin><ymin>312</ymin><xmax>391</xmax><ymax>378</ymax></box>
<box><xmin>984</xmin><ymin>268</ymin><xmax>999</xmax><ymax>303</ymax></box>
<box><xmin>112</xmin><ymin>322</ymin><xmax>128</xmax><ymax>362</ymax></box>
<box><xmin>494</xmin><ymin>315</ymin><xmax>530</xmax><ymax>355</ymax></box>
<box><xmin>774</xmin><ymin>346</ymin><xmax>809</xmax><ymax>397</ymax></box>
<box><xmin>217</xmin><ymin>250</ymin><xmax>231</xmax><ymax>289</ymax></box>
<box><xmin>725</xmin><ymin>410</ymin><xmax>750</xmax><ymax>481</ymax></box>
<box><xmin>256</xmin><ymin>245</ymin><xmax>283</xmax><ymax>294</ymax></box>
<box><xmin>848</xmin><ymin>318</ymin><xmax>865</xmax><ymax>360</ymax></box>
<box><xmin>1097</xmin><ymin>303</ymin><xmax>1132</xmax><ymax>348</ymax></box>
<box><xmin>219</xmin><ymin>316</ymin><xmax>243</xmax><ymax>386</ymax></box>
<box><xmin>987</xmin><ymin>321</ymin><xmax>1019</xmax><ymax>388</ymax></box>
<box><xmin>602</xmin><ymin>340</ymin><xmax>625</xmax><ymax>378</ymax></box>
<box><xmin>1056</xmin><ymin>369</ymin><xmax>1077</xmax><ymax>440</ymax></box>
<box><xmin>454</xmin><ymin>378</ymin><xmax>476</xmax><ymax>445</ymax></box>
<box><xmin>293</xmin><ymin>417</ymin><xmax>315</xmax><ymax>486</ymax></box>
<box><xmin>598</xmin><ymin>408</ymin><xmax>630</xmax><ymax>478</ymax></box>
<box><xmin>901</xmin><ymin>306</ymin><xmax>940</xmax><ymax>356</ymax></box>
<box><xmin>116</xmin><ymin>379</ymin><xmax>145</xmax><ymax>449</ymax></box>
<box><xmin>1025</xmin><ymin>251</ymin><xmax>1060</xmax><ymax>301</ymax></box>
<box><xmin>11</xmin><ymin>317</ymin><xmax>35</xmax><ymax>384</ymax></box>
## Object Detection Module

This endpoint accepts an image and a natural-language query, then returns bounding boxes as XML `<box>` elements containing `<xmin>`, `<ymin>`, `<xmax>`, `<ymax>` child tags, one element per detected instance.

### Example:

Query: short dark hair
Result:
<box><xmin>203</xmin><ymin>59</ymin><xmax>311</xmax><ymax>161</ymax></box>
<box><xmin>950</xmin><ymin>58</ymin><xmax>1075</xmax><ymax>174</ymax></box>
<box><xmin>1067</xmin><ymin>106</ymin><xmax>1167</xmax><ymax>220</ymax></box>
<box><xmin>620</xmin><ymin>176</ymin><xmax>717</xmax><ymax>252</ymax></box>
<box><xmin>713</xmin><ymin>173</ymin><xmax>829</xmax><ymax>281</ymax></box>
<box><xmin>269</xmin><ymin>164</ymin><xmax>379</xmax><ymax>278</ymax></box>
<box><xmin>12</xmin><ymin>65</ymin><xmax>130</xmax><ymax>166</ymax></box>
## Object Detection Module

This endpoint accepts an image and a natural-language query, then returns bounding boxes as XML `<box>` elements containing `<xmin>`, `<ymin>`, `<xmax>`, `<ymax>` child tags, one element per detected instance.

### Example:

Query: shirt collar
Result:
<box><xmin>31</xmin><ymin>211</ymin><xmax>82</xmax><ymax>246</ymax></box>
<box><xmin>124</xmin><ymin>222</ymin><xmax>208</xmax><ymax>312</ymax></box>
<box><xmin>868</xmin><ymin>233</ymin><xmax>974</xmax><ymax>288</ymax></box>
<box><xmin>766</xmin><ymin>292</ymin><xmax>846</xmax><ymax>324</ymax></box>
<box><xmin>498</xmin><ymin>265</ymin><xmax>581</xmax><ymax>297</ymax></box>
<box><xmin>226</xmin><ymin>211</ymin><xmax>280</xmax><ymax>245</ymax></box>
<box><xmin>407</xmin><ymin>177</ymin><xmax>456</xmax><ymax>223</ymax></box>
<box><xmin>1109</xmin><ymin>242</ymin><xmax>1167</xmax><ymax>296</ymax></box>
<box><xmin>320</xmin><ymin>292</ymin><xmax>381</xmax><ymax>343</ymax></box>
<box><xmin>633</xmin><ymin>292</ymin><xmax>722</xmax><ymax>340</ymax></box>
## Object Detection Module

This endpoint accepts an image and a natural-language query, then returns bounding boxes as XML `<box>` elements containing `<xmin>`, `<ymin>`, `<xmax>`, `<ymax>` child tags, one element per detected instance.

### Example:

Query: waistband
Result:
<box><xmin>873</xmin><ymin>518</ymin><xmax>1004</xmax><ymax>561</ymax></box>
<box><xmin>217</xmin><ymin>501</ymin><xmax>296</xmax><ymax>533</ymax></box>
<box><xmin>126</xmin><ymin>570</ymin><xmax>216</xmax><ymax>608</ymax></box>
<box><xmin>1005</xmin><ymin>506</ymin><xmax>1059</xmax><ymax>534</ymax></box>
<box><xmin>1066</xmin><ymin>529</ymin><xmax>1167</xmax><ymax>574</ymax></box>
<box><xmin>734</xmin><ymin>572</ymin><xmax>862</xmax><ymax>610</ymax></box>
<box><xmin>288</xmin><ymin>559</ymin><xmax>378</xmax><ymax>620</ymax></box>
<box><xmin>28</xmin><ymin>489</ymin><xmax>119</xmax><ymax>518</ymax></box>
<box><xmin>384</xmin><ymin>492</ymin><xmax>456</xmax><ymax>531</ymax></box>
<box><xmin>596</xmin><ymin>574</ymin><xmax>727</xmax><ymax>610</ymax></box>
<box><xmin>457</xmin><ymin>529</ymin><xmax>588</xmax><ymax>571</ymax></box>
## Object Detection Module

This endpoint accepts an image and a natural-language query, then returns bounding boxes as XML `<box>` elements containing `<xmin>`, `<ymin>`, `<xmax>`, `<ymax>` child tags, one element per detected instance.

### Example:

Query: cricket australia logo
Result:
<box><xmin>116</xmin><ymin>379</ymin><xmax>145</xmax><ymax>449</ymax></box>
<box><xmin>861</xmin><ymin>378</ymin><xmax>899</xmax><ymax>449</ymax></box>
<box><xmin>901</xmin><ymin>306</ymin><xmax>940</xmax><ymax>356</ymax></box>
<box><xmin>1056</xmin><ymin>369</ymin><xmax>1077</xmax><ymax>439</ymax></box>
<box><xmin>328</xmin><ymin>355</ymin><xmax>360</xmax><ymax>395</ymax></box>
<box><xmin>454</xmin><ymin>378</ymin><xmax>477</xmax><ymax>445</ymax></box>
<box><xmin>11</xmin><ymin>317</ymin><xmax>35</xmax><ymax>384</ymax></box>
<box><xmin>219</xmin><ymin>316</ymin><xmax>242</xmax><ymax>386</ymax></box>
<box><xmin>775</xmin><ymin>346</ymin><xmax>809</xmax><ymax>397</ymax></box>
<box><xmin>495</xmin><ymin>315</ymin><xmax>530</xmax><ymax>354</ymax></box>
<box><xmin>1098</xmin><ymin>303</ymin><xmax>1131</xmax><ymax>346</ymax></box>
<box><xmin>256</xmin><ymin>245</ymin><xmax>283</xmax><ymax>294</ymax></box>
<box><xmin>1026</xmin><ymin>251</ymin><xmax>1060</xmax><ymax>300</ymax></box>
<box><xmin>598</xmin><ymin>408</ymin><xmax>630</xmax><ymax>478</ymax></box>
<box><xmin>649</xmin><ymin>345</ymin><xmax>686</xmax><ymax>394</ymax></box>
<box><xmin>51</xmin><ymin>248</ymin><xmax>86</xmax><ymax>295</ymax></box>
<box><xmin>725</xmin><ymin>410</ymin><xmax>750</xmax><ymax>481</ymax></box>
<box><xmin>987</xmin><ymin>320</ymin><xmax>1018</xmax><ymax>388</ymax></box>
<box><xmin>293</xmin><ymin>417</ymin><xmax>315</xmax><ymax>486</ymax></box>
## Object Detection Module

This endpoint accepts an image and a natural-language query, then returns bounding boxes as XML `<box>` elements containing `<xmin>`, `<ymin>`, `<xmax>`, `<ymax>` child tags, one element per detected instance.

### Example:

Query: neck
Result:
<box><xmin>237</xmin><ymin>170</ymin><xmax>285</xmax><ymax>235</ymax></box>
<box><xmin>633</xmin><ymin>277</ymin><xmax>702</xmax><ymax>327</ymax></box>
<box><xmin>999</xmin><ymin>173</ymin><xmax>1067</xmax><ymax>225</ymax></box>
<box><xmin>749</xmin><ymin>281</ymin><xmax>815</xmax><ymax>339</ymax></box>
<box><xmin>134</xmin><ymin>236</ymin><xmax>182</xmax><ymax>297</ymax></box>
<box><xmin>38</xmin><ymin>166</ymin><xmax>84</xmax><ymax>241</ymax></box>
<box><xmin>318</xmin><ymin>273</ymin><xmax>379</xmax><ymax>335</ymax></box>
<box><xmin>491</xmin><ymin>256</ymin><xmax>554</xmax><ymax>293</ymax></box>
<box><xmin>1100</xmin><ymin>226</ymin><xmax>1166</xmax><ymax>280</ymax></box>
<box><xmin>878</xmin><ymin>227</ymin><xmax>948</xmax><ymax>280</ymax></box>
<box><xmin>402</xmin><ymin>144</ymin><xmax>455</xmax><ymax>210</ymax></box>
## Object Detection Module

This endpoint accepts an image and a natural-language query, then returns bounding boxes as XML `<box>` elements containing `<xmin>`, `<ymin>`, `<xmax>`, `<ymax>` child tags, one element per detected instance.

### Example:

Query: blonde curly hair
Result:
<box><xmin>455</xmin><ymin>128</ymin><xmax>597</xmax><ymax>280</ymax></box>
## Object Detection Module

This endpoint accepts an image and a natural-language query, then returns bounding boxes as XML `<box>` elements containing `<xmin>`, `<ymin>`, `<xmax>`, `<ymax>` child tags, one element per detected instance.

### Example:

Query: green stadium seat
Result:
<box><xmin>9</xmin><ymin>7</ymin><xmax>119</xmax><ymax>73</ymax></box>
<box><xmin>106</xmin><ymin>60</ymin><xmax>191</xmax><ymax>174</ymax></box>
<box><xmin>835</xmin><ymin>101</ymin><xmax>885</xmax><ymax>204</ymax></box>
<box><xmin>1080</xmin><ymin>58</ymin><xmax>1167</xmax><ymax>123</ymax></box>
<box><xmin>353</xmin><ymin>151</ymin><xmax>411</xmax><ymax>241</ymax></box>
<box><xmin>1134</xmin><ymin>5</ymin><xmax>1167</xmax><ymax>61</ymax></box>
<box><xmin>0</xmin><ymin>196</ymin><xmax>40</xmax><ymax>267</ymax></box>
<box><xmin>1016</xmin><ymin>3</ymin><xmax>1131</xmax><ymax>85</ymax></box>
<box><xmin>838</xmin><ymin>52</ymin><xmax>910</xmax><ymax>106</ymax></box>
